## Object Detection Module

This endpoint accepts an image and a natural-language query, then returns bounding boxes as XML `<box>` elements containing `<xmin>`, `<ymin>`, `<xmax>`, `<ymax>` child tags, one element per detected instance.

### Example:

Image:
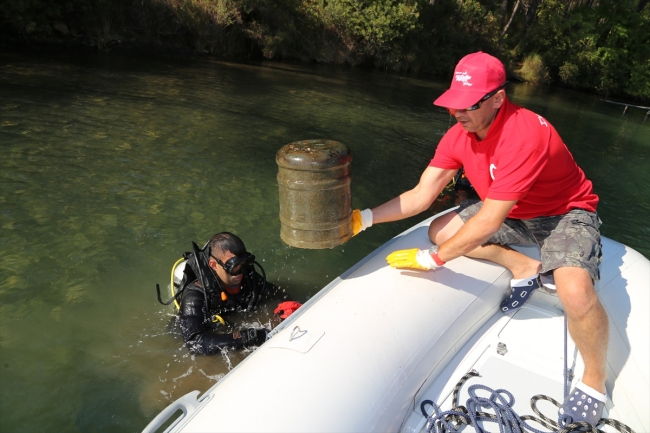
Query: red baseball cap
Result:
<box><xmin>433</xmin><ymin>52</ymin><xmax>506</xmax><ymax>109</ymax></box>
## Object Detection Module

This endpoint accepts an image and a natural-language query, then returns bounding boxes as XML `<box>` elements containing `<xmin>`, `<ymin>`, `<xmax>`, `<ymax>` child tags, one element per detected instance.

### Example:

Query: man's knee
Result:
<box><xmin>555</xmin><ymin>267</ymin><xmax>602</xmax><ymax>318</ymax></box>
<box><xmin>428</xmin><ymin>212</ymin><xmax>464</xmax><ymax>244</ymax></box>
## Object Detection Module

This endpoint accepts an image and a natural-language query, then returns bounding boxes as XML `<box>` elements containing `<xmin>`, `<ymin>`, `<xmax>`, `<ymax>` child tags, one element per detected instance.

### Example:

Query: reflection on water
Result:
<box><xmin>1</xmin><ymin>47</ymin><xmax>648</xmax><ymax>432</ymax></box>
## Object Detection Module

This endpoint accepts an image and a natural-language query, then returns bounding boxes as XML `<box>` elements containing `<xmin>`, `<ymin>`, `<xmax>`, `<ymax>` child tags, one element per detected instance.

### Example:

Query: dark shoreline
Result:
<box><xmin>4</xmin><ymin>36</ymin><xmax>649</xmax><ymax>108</ymax></box>
<box><xmin>2</xmin><ymin>0</ymin><xmax>648</xmax><ymax>103</ymax></box>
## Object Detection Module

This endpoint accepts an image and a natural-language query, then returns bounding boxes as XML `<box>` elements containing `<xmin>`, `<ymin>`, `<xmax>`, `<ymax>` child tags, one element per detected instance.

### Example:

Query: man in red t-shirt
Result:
<box><xmin>349</xmin><ymin>52</ymin><xmax>607</xmax><ymax>427</ymax></box>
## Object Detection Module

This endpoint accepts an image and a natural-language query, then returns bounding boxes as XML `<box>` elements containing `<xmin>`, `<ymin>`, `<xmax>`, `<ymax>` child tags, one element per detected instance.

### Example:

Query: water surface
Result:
<box><xmin>1</xmin><ymin>48</ymin><xmax>648</xmax><ymax>432</ymax></box>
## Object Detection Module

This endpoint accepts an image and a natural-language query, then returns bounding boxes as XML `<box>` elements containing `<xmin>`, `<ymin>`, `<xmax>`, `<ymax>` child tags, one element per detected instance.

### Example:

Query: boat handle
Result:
<box><xmin>141</xmin><ymin>390</ymin><xmax>201</xmax><ymax>433</ymax></box>
<box><xmin>289</xmin><ymin>325</ymin><xmax>307</xmax><ymax>341</ymax></box>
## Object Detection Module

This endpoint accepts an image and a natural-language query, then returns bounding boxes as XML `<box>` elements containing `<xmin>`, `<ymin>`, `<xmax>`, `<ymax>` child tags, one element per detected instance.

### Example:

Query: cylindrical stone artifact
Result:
<box><xmin>276</xmin><ymin>139</ymin><xmax>352</xmax><ymax>249</ymax></box>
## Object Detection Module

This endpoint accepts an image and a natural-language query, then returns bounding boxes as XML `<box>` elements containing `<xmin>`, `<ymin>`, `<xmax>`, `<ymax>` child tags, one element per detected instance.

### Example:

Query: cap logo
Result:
<box><xmin>455</xmin><ymin>71</ymin><xmax>473</xmax><ymax>86</ymax></box>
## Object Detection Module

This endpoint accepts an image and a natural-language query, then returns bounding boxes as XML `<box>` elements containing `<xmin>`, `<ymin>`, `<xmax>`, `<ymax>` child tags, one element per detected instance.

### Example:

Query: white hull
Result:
<box><xmin>144</xmin><ymin>210</ymin><xmax>649</xmax><ymax>432</ymax></box>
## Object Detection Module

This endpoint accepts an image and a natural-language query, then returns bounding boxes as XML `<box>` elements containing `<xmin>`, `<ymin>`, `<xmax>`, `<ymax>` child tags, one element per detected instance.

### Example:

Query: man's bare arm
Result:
<box><xmin>371</xmin><ymin>166</ymin><xmax>457</xmax><ymax>224</ymax></box>
<box><xmin>437</xmin><ymin>198</ymin><xmax>516</xmax><ymax>262</ymax></box>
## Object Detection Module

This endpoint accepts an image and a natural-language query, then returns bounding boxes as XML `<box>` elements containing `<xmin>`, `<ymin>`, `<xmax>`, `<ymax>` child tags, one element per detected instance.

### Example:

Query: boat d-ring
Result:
<box><xmin>289</xmin><ymin>325</ymin><xmax>307</xmax><ymax>341</ymax></box>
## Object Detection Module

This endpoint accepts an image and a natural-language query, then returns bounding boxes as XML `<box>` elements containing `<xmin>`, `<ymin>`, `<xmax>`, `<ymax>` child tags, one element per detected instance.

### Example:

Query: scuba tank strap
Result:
<box><xmin>191</xmin><ymin>241</ymin><xmax>214</xmax><ymax>322</ymax></box>
<box><xmin>255</xmin><ymin>260</ymin><xmax>267</xmax><ymax>294</ymax></box>
<box><xmin>193</xmin><ymin>241</ymin><xmax>229</xmax><ymax>303</ymax></box>
<box><xmin>244</xmin><ymin>260</ymin><xmax>268</xmax><ymax>311</ymax></box>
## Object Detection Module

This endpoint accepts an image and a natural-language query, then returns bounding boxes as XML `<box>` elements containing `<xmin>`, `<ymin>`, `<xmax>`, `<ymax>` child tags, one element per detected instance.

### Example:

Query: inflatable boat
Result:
<box><xmin>142</xmin><ymin>209</ymin><xmax>649</xmax><ymax>432</ymax></box>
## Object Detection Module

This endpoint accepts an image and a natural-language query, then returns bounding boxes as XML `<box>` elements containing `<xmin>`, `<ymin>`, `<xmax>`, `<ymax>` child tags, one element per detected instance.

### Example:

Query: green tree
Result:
<box><xmin>522</xmin><ymin>0</ymin><xmax>650</xmax><ymax>98</ymax></box>
<box><xmin>303</xmin><ymin>0</ymin><xmax>421</xmax><ymax>63</ymax></box>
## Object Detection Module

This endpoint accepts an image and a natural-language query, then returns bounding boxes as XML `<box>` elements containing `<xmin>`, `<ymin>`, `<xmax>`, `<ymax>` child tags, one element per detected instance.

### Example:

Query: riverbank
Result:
<box><xmin>2</xmin><ymin>0</ymin><xmax>649</xmax><ymax>102</ymax></box>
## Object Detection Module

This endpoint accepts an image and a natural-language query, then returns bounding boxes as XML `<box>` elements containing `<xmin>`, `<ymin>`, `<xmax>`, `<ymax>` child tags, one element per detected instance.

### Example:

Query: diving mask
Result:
<box><xmin>211</xmin><ymin>253</ymin><xmax>255</xmax><ymax>276</ymax></box>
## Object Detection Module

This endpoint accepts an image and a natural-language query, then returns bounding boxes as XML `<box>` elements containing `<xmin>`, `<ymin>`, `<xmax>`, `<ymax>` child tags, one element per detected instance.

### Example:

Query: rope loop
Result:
<box><xmin>418</xmin><ymin>312</ymin><xmax>634</xmax><ymax>433</ymax></box>
<box><xmin>420</xmin><ymin>373</ymin><xmax>635</xmax><ymax>433</ymax></box>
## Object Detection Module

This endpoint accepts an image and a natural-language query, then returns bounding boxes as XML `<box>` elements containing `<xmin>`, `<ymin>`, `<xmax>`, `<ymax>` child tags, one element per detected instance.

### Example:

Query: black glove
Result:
<box><xmin>237</xmin><ymin>328</ymin><xmax>268</xmax><ymax>347</ymax></box>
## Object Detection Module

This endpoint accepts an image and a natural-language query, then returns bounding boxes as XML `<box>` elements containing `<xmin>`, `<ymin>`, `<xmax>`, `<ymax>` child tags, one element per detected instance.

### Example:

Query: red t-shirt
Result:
<box><xmin>430</xmin><ymin>99</ymin><xmax>598</xmax><ymax>219</ymax></box>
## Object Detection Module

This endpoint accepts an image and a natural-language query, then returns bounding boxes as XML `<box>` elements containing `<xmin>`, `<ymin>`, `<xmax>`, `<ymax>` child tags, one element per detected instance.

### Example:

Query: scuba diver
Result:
<box><xmin>452</xmin><ymin>167</ymin><xmax>478</xmax><ymax>205</ymax></box>
<box><xmin>158</xmin><ymin>232</ymin><xmax>276</xmax><ymax>354</ymax></box>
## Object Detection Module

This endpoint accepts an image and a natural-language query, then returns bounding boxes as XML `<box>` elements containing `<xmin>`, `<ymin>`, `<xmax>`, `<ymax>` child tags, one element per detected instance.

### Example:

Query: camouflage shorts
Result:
<box><xmin>456</xmin><ymin>200</ymin><xmax>603</xmax><ymax>281</ymax></box>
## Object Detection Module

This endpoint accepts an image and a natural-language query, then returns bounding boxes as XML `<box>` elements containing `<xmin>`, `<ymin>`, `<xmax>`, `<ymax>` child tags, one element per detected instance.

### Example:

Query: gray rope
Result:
<box><xmin>559</xmin><ymin>311</ymin><xmax>574</xmax><ymax>428</ymax></box>
<box><xmin>422</xmin><ymin>383</ymin><xmax>549</xmax><ymax>433</ymax></box>
<box><xmin>564</xmin><ymin>313</ymin><xmax>570</xmax><ymax>400</ymax></box>
<box><xmin>418</xmin><ymin>309</ymin><xmax>634</xmax><ymax>433</ymax></box>
<box><xmin>420</xmin><ymin>369</ymin><xmax>635</xmax><ymax>433</ymax></box>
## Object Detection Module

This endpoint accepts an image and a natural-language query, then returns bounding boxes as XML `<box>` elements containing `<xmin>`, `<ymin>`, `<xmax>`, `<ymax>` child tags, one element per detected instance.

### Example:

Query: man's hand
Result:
<box><xmin>386</xmin><ymin>248</ymin><xmax>442</xmax><ymax>270</ymax></box>
<box><xmin>351</xmin><ymin>209</ymin><xmax>373</xmax><ymax>236</ymax></box>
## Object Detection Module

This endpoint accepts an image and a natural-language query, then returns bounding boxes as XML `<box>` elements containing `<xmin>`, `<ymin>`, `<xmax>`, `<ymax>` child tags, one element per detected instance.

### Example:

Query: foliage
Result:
<box><xmin>519</xmin><ymin>0</ymin><xmax>650</xmax><ymax>99</ymax></box>
<box><xmin>237</xmin><ymin>0</ymin><xmax>421</xmax><ymax>66</ymax></box>
<box><xmin>0</xmin><ymin>0</ymin><xmax>648</xmax><ymax>100</ymax></box>
<box><xmin>408</xmin><ymin>0</ymin><xmax>502</xmax><ymax>75</ymax></box>
<box><xmin>172</xmin><ymin>0</ymin><xmax>243</xmax><ymax>53</ymax></box>
<box><xmin>558</xmin><ymin>61</ymin><xmax>579</xmax><ymax>84</ymax></box>
<box><xmin>303</xmin><ymin>0</ymin><xmax>420</xmax><ymax>57</ymax></box>
<box><xmin>516</xmin><ymin>53</ymin><xmax>550</xmax><ymax>83</ymax></box>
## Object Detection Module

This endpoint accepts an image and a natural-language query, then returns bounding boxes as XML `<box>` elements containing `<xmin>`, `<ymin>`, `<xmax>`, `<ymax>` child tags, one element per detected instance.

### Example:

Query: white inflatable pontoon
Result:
<box><xmin>143</xmin><ymin>209</ymin><xmax>649</xmax><ymax>432</ymax></box>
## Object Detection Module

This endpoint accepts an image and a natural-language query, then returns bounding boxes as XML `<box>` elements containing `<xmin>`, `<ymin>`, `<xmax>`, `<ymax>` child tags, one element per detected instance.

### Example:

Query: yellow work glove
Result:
<box><xmin>386</xmin><ymin>247</ymin><xmax>442</xmax><ymax>270</ymax></box>
<box><xmin>351</xmin><ymin>209</ymin><xmax>373</xmax><ymax>236</ymax></box>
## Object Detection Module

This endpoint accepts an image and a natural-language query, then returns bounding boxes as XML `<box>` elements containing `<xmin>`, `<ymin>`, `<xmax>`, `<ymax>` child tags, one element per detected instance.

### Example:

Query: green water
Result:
<box><xmin>1</xmin><ymin>48</ymin><xmax>648</xmax><ymax>432</ymax></box>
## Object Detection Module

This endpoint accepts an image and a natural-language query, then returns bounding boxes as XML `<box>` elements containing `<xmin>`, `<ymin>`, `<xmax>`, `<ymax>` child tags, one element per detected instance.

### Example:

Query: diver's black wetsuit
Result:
<box><xmin>178</xmin><ymin>271</ymin><xmax>276</xmax><ymax>355</ymax></box>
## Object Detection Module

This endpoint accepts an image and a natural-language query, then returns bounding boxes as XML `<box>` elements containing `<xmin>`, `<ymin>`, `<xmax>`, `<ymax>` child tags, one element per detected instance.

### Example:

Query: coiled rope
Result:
<box><xmin>420</xmin><ymin>367</ymin><xmax>635</xmax><ymax>433</ymax></box>
<box><xmin>419</xmin><ymin>303</ymin><xmax>636</xmax><ymax>433</ymax></box>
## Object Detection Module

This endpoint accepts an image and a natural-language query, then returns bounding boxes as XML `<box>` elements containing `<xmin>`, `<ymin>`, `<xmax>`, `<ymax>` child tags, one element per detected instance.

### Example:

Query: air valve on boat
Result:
<box><xmin>496</xmin><ymin>342</ymin><xmax>508</xmax><ymax>355</ymax></box>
